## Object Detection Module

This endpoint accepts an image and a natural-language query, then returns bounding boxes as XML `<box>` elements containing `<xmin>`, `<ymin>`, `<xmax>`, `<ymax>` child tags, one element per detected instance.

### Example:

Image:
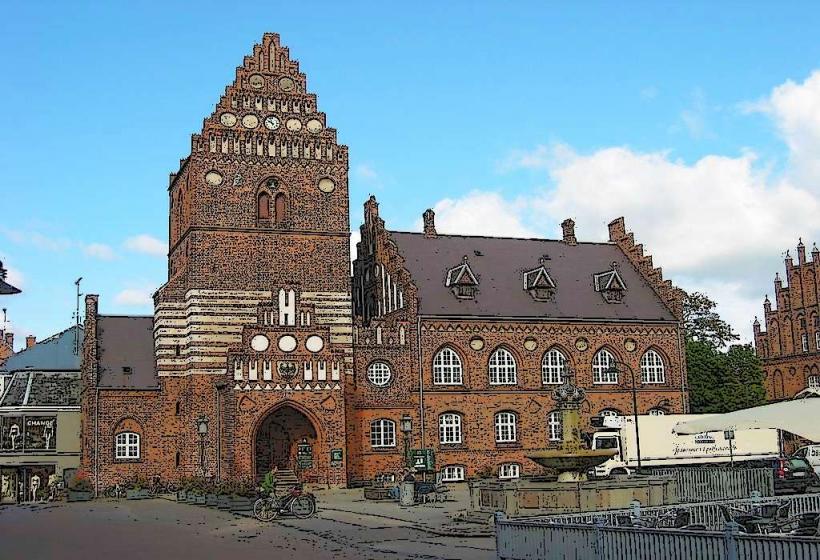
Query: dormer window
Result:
<box><xmin>445</xmin><ymin>256</ymin><xmax>479</xmax><ymax>300</ymax></box>
<box><xmin>523</xmin><ymin>262</ymin><xmax>556</xmax><ymax>302</ymax></box>
<box><xmin>594</xmin><ymin>262</ymin><xmax>627</xmax><ymax>304</ymax></box>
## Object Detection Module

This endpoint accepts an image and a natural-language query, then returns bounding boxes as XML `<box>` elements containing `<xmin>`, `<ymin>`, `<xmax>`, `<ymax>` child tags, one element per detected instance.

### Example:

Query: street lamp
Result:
<box><xmin>607</xmin><ymin>360</ymin><xmax>643</xmax><ymax>474</ymax></box>
<box><xmin>400</xmin><ymin>414</ymin><xmax>413</xmax><ymax>468</ymax></box>
<box><xmin>196</xmin><ymin>416</ymin><xmax>209</xmax><ymax>477</ymax></box>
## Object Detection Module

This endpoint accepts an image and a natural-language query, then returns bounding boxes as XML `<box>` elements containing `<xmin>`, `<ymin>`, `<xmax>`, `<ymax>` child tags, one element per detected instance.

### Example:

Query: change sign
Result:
<box><xmin>408</xmin><ymin>449</ymin><xmax>435</xmax><ymax>472</ymax></box>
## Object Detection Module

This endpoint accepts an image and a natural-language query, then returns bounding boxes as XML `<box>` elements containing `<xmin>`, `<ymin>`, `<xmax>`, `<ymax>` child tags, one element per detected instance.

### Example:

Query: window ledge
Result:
<box><xmin>495</xmin><ymin>442</ymin><xmax>522</xmax><ymax>449</ymax></box>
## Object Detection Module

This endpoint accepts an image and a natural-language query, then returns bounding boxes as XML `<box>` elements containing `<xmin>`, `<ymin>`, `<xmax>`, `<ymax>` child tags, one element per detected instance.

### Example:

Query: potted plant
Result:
<box><xmin>217</xmin><ymin>481</ymin><xmax>232</xmax><ymax>510</ymax></box>
<box><xmin>176</xmin><ymin>477</ymin><xmax>189</xmax><ymax>502</ymax></box>
<box><xmin>66</xmin><ymin>470</ymin><xmax>94</xmax><ymax>502</ymax></box>
<box><xmin>126</xmin><ymin>476</ymin><xmax>149</xmax><ymax>500</ymax></box>
<box><xmin>185</xmin><ymin>478</ymin><xmax>199</xmax><ymax>504</ymax></box>
<box><xmin>229</xmin><ymin>477</ymin><xmax>256</xmax><ymax>513</ymax></box>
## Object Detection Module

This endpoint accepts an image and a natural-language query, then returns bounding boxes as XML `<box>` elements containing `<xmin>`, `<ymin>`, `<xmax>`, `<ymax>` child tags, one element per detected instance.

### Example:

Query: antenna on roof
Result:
<box><xmin>74</xmin><ymin>278</ymin><xmax>83</xmax><ymax>356</ymax></box>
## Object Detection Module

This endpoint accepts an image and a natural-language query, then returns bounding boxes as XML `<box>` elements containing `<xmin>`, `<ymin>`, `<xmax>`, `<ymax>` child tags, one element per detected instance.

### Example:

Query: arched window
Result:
<box><xmin>599</xmin><ymin>408</ymin><xmax>621</xmax><ymax>418</ymax></box>
<box><xmin>547</xmin><ymin>411</ymin><xmax>562</xmax><ymax>441</ymax></box>
<box><xmin>489</xmin><ymin>348</ymin><xmax>517</xmax><ymax>385</ymax></box>
<box><xmin>433</xmin><ymin>347</ymin><xmax>463</xmax><ymax>385</ymax></box>
<box><xmin>648</xmin><ymin>408</ymin><xmax>666</xmax><ymax>416</ymax></box>
<box><xmin>542</xmin><ymin>348</ymin><xmax>567</xmax><ymax>385</ymax></box>
<box><xmin>439</xmin><ymin>413</ymin><xmax>463</xmax><ymax>444</ymax></box>
<box><xmin>592</xmin><ymin>349</ymin><xmax>618</xmax><ymax>384</ymax></box>
<box><xmin>366</xmin><ymin>361</ymin><xmax>392</xmax><ymax>387</ymax></box>
<box><xmin>494</xmin><ymin>412</ymin><xmax>517</xmax><ymax>443</ymax></box>
<box><xmin>640</xmin><ymin>350</ymin><xmax>666</xmax><ymax>384</ymax></box>
<box><xmin>370</xmin><ymin>419</ymin><xmax>396</xmax><ymax>448</ymax></box>
<box><xmin>257</xmin><ymin>191</ymin><xmax>271</xmax><ymax>219</ymax></box>
<box><xmin>274</xmin><ymin>193</ymin><xmax>286</xmax><ymax>223</ymax></box>
<box><xmin>115</xmin><ymin>432</ymin><xmax>140</xmax><ymax>460</ymax></box>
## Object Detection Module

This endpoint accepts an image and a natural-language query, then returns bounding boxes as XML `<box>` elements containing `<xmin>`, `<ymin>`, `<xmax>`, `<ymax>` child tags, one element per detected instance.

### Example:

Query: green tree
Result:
<box><xmin>682</xmin><ymin>292</ymin><xmax>766</xmax><ymax>413</ymax></box>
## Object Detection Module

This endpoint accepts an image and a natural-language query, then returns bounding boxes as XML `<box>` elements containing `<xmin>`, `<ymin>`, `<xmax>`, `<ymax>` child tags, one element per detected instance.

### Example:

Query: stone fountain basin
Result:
<box><xmin>527</xmin><ymin>449</ymin><xmax>617</xmax><ymax>473</ymax></box>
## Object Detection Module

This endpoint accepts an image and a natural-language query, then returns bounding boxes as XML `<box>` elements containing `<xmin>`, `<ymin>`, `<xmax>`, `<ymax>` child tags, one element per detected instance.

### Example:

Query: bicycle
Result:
<box><xmin>253</xmin><ymin>484</ymin><xmax>316</xmax><ymax>521</ymax></box>
<box><xmin>103</xmin><ymin>483</ymin><xmax>126</xmax><ymax>499</ymax></box>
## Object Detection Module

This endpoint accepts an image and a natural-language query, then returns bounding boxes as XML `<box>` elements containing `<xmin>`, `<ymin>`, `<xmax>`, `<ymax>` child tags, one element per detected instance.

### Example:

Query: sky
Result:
<box><xmin>3</xmin><ymin>1</ymin><xmax>820</xmax><ymax>349</ymax></box>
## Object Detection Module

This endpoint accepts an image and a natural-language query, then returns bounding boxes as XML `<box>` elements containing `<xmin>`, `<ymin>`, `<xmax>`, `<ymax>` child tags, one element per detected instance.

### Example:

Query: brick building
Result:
<box><xmin>82</xmin><ymin>33</ymin><xmax>688</xmax><ymax>490</ymax></box>
<box><xmin>753</xmin><ymin>240</ymin><xmax>820</xmax><ymax>400</ymax></box>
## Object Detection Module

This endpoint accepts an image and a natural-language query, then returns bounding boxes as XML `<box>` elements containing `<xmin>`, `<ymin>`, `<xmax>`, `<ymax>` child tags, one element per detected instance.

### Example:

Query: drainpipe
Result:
<box><xmin>215</xmin><ymin>381</ymin><xmax>226</xmax><ymax>481</ymax></box>
<box><xmin>416</xmin><ymin>316</ymin><xmax>425</xmax><ymax>451</ymax></box>
<box><xmin>94</xmin><ymin>386</ymin><xmax>99</xmax><ymax>496</ymax></box>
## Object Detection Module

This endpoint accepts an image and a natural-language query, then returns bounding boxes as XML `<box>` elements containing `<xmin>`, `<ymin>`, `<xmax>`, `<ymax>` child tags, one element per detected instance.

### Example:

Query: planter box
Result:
<box><xmin>176</xmin><ymin>490</ymin><xmax>187</xmax><ymax>502</ymax></box>
<box><xmin>185</xmin><ymin>493</ymin><xmax>198</xmax><ymax>504</ymax></box>
<box><xmin>194</xmin><ymin>495</ymin><xmax>207</xmax><ymax>506</ymax></box>
<box><xmin>217</xmin><ymin>494</ymin><xmax>231</xmax><ymax>510</ymax></box>
<box><xmin>205</xmin><ymin>493</ymin><xmax>218</xmax><ymax>507</ymax></box>
<box><xmin>229</xmin><ymin>495</ymin><xmax>254</xmax><ymax>512</ymax></box>
<box><xmin>67</xmin><ymin>490</ymin><xmax>93</xmax><ymax>502</ymax></box>
<box><xmin>127</xmin><ymin>489</ymin><xmax>151</xmax><ymax>500</ymax></box>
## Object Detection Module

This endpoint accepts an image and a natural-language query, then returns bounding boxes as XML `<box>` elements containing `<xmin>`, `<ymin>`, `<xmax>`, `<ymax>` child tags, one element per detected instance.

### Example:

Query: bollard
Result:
<box><xmin>723</xmin><ymin>522</ymin><xmax>740</xmax><ymax>560</ymax></box>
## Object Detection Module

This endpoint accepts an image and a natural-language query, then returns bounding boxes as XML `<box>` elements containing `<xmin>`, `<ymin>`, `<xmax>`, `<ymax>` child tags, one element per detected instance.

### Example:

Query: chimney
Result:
<box><xmin>797</xmin><ymin>238</ymin><xmax>806</xmax><ymax>265</ymax></box>
<box><xmin>4</xmin><ymin>332</ymin><xmax>12</xmax><ymax>349</ymax></box>
<box><xmin>423</xmin><ymin>209</ymin><xmax>437</xmax><ymax>238</ymax></box>
<box><xmin>561</xmin><ymin>219</ymin><xmax>577</xmax><ymax>245</ymax></box>
<box><xmin>25</xmin><ymin>335</ymin><xmax>36</xmax><ymax>349</ymax></box>
<box><xmin>607</xmin><ymin>217</ymin><xmax>626</xmax><ymax>242</ymax></box>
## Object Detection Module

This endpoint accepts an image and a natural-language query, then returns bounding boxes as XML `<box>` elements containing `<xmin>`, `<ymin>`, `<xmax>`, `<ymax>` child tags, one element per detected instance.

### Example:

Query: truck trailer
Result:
<box><xmin>591</xmin><ymin>414</ymin><xmax>781</xmax><ymax>477</ymax></box>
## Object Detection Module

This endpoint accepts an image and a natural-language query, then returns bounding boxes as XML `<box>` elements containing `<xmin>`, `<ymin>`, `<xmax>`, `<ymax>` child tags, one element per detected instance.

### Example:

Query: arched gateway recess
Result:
<box><xmin>255</xmin><ymin>405</ymin><xmax>319</xmax><ymax>481</ymax></box>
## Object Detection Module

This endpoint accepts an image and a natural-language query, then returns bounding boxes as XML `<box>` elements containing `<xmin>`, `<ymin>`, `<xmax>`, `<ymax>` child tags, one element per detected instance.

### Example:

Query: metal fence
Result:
<box><xmin>496</xmin><ymin>519</ymin><xmax>820</xmax><ymax>560</ymax></box>
<box><xmin>541</xmin><ymin>493</ymin><xmax>820</xmax><ymax>530</ymax></box>
<box><xmin>652</xmin><ymin>467</ymin><xmax>775</xmax><ymax>503</ymax></box>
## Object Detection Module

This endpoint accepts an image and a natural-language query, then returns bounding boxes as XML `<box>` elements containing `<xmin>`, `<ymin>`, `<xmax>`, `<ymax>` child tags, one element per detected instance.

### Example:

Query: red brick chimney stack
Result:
<box><xmin>4</xmin><ymin>332</ymin><xmax>12</xmax><ymax>348</ymax></box>
<box><xmin>26</xmin><ymin>335</ymin><xmax>36</xmax><ymax>349</ymax></box>
<box><xmin>561</xmin><ymin>218</ymin><xmax>577</xmax><ymax>246</ymax></box>
<box><xmin>423</xmin><ymin>209</ymin><xmax>437</xmax><ymax>239</ymax></box>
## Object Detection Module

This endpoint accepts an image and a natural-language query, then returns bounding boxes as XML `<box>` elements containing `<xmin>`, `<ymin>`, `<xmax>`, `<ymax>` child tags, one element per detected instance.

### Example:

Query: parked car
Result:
<box><xmin>748</xmin><ymin>457</ymin><xmax>818</xmax><ymax>494</ymax></box>
<box><xmin>792</xmin><ymin>445</ymin><xmax>820</xmax><ymax>476</ymax></box>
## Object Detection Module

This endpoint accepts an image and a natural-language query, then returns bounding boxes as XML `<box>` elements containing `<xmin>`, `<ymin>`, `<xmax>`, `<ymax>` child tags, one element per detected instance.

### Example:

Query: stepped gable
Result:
<box><xmin>607</xmin><ymin>217</ymin><xmax>684</xmax><ymax>320</ymax></box>
<box><xmin>172</xmin><ymin>32</ymin><xmax>346</xmax><ymax>182</ymax></box>
<box><xmin>387</xmin><ymin>230</ymin><xmax>676</xmax><ymax>322</ymax></box>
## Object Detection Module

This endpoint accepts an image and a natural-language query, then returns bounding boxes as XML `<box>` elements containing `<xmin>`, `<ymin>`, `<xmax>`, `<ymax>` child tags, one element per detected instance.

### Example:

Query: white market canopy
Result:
<box><xmin>673</xmin><ymin>399</ymin><xmax>820</xmax><ymax>442</ymax></box>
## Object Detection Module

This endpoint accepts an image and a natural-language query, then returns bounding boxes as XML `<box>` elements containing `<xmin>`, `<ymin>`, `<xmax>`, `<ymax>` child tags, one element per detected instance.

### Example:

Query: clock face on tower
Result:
<box><xmin>241</xmin><ymin>114</ymin><xmax>259</xmax><ymax>129</ymax></box>
<box><xmin>286</xmin><ymin>118</ymin><xmax>302</xmax><ymax>132</ymax></box>
<box><xmin>220</xmin><ymin>112</ymin><xmax>237</xmax><ymax>127</ymax></box>
<box><xmin>264</xmin><ymin>116</ymin><xmax>280</xmax><ymax>130</ymax></box>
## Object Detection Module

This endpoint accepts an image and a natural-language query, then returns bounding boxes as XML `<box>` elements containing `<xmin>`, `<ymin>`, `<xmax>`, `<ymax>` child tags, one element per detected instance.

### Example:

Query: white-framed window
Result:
<box><xmin>115</xmin><ymin>432</ymin><xmax>140</xmax><ymax>460</ymax></box>
<box><xmin>541</xmin><ymin>349</ymin><xmax>566</xmax><ymax>385</ymax></box>
<box><xmin>592</xmin><ymin>349</ymin><xmax>618</xmax><ymax>384</ymax></box>
<box><xmin>439</xmin><ymin>413</ymin><xmax>463</xmax><ymax>444</ymax></box>
<box><xmin>440</xmin><ymin>465</ymin><xmax>466</xmax><ymax>482</ymax></box>
<box><xmin>548</xmin><ymin>411</ymin><xmax>562</xmax><ymax>441</ymax></box>
<box><xmin>803</xmin><ymin>334</ymin><xmax>809</xmax><ymax>352</ymax></box>
<box><xmin>498</xmin><ymin>463</ymin><xmax>520</xmax><ymax>479</ymax></box>
<box><xmin>370</xmin><ymin>419</ymin><xmax>396</xmax><ymax>448</ymax></box>
<box><xmin>366</xmin><ymin>361</ymin><xmax>392</xmax><ymax>387</ymax></box>
<box><xmin>640</xmin><ymin>350</ymin><xmax>665</xmax><ymax>384</ymax></box>
<box><xmin>808</xmin><ymin>375</ymin><xmax>820</xmax><ymax>389</ymax></box>
<box><xmin>648</xmin><ymin>408</ymin><xmax>666</xmax><ymax>416</ymax></box>
<box><xmin>433</xmin><ymin>347</ymin><xmax>463</xmax><ymax>385</ymax></box>
<box><xmin>494</xmin><ymin>412</ymin><xmax>518</xmax><ymax>443</ymax></box>
<box><xmin>489</xmin><ymin>348</ymin><xmax>517</xmax><ymax>385</ymax></box>
<box><xmin>599</xmin><ymin>409</ymin><xmax>621</xmax><ymax>417</ymax></box>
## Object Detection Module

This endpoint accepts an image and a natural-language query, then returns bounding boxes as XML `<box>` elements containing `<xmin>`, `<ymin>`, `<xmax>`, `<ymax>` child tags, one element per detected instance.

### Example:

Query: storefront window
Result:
<box><xmin>0</xmin><ymin>416</ymin><xmax>57</xmax><ymax>452</ymax></box>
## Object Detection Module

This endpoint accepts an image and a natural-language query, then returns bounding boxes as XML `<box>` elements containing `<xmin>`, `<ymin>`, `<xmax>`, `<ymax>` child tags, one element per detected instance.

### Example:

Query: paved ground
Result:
<box><xmin>0</xmin><ymin>496</ymin><xmax>496</xmax><ymax>560</ymax></box>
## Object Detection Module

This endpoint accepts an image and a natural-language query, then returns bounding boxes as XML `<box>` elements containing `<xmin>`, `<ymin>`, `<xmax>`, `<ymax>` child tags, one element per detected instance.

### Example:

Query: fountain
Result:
<box><xmin>526</xmin><ymin>370</ymin><xmax>616</xmax><ymax>482</ymax></box>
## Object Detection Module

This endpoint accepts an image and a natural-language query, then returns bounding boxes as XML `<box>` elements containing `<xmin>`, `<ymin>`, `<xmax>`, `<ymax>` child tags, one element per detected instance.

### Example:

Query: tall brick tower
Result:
<box><xmin>154</xmin><ymin>34</ymin><xmax>352</xmax><ymax>485</ymax></box>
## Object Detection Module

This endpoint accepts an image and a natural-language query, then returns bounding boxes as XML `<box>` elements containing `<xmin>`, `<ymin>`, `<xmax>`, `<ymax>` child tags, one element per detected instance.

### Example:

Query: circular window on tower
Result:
<box><xmin>366</xmin><ymin>361</ymin><xmax>393</xmax><ymax>387</ymax></box>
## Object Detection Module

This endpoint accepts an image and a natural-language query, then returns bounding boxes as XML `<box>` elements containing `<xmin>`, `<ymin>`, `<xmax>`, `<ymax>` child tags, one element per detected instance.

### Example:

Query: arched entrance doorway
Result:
<box><xmin>255</xmin><ymin>405</ymin><xmax>319</xmax><ymax>481</ymax></box>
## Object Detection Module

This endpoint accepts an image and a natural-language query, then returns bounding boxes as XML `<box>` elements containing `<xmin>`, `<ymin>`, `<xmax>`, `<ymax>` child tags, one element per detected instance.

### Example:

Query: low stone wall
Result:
<box><xmin>469</xmin><ymin>476</ymin><xmax>678</xmax><ymax>517</ymax></box>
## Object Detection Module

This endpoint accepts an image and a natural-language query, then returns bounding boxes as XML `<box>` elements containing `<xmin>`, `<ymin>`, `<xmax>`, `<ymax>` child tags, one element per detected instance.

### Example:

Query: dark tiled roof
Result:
<box><xmin>0</xmin><ymin>371</ymin><xmax>80</xmax><ymax>407</ymax></box>
<box><xmin>389</xmin><ymin>232</ymin><xmax>676</xmax><ymax>322</ymax></box>
<box><xmin>97</xmin><ymin>316</ymin><xmax>158</xmax><ymax>389</ymax></box>
<box><xmin>0</xmin><ymin>326</ymin><xmax>82</xmax><ymax>374</ymax></box>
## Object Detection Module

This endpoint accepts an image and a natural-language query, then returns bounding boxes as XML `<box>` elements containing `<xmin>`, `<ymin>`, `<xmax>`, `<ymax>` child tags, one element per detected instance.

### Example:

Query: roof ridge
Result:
<box><xmin>387</xmin><ymin>229</ymin><xmax>615</xmax><ymax>245</ymax></box>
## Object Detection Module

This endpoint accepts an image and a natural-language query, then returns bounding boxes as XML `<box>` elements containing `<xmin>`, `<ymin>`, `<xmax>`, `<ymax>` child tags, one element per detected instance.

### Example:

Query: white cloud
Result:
<box><xmin>5</xmin><ymin>265</ymin><xmax>24</xmax><ymax>289</ymax></box>
<box><xmin>640</xmin><ymin>86</ymin><xmax>659</xmax><ymax>101</ymax></box>
<box><xmin>124</xmin><ymin>234</ymin><xmax>167</xmax><ymax>257</ymax></box>
<box><xmin>1</xmin><ymin>228</ymin><xmax>72</xmax><ymax>252</ymax></box>
<box><xmin>114</xmin><ymin>287</ymin><xmax>154</xmax><ymax>307</ymax></box>
<box><xmin>349</xmin><ymin>229</ymin><xmax>361</xmax><ymax>264</ymax></box>
<box><xmin>355</xmin><ymin>163</ymin><xmax>382</xmax><ymax>187</ymax></box>
<box><xmin>83</xmin><ymin>243</ymin><xmax>117</xmax><ymax>260</ymax></box>
<box><xmin>415</xmin><ymin>191</ymin><xmax>538</xmax><ymax>238</ymax></box>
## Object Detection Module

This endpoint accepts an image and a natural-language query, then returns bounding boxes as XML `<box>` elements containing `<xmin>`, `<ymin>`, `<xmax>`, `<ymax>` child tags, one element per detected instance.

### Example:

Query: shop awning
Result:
<box><xmin>673</xmin><ymin>399</ymin><xmax>820</xmax><ymax>442</ymax></box>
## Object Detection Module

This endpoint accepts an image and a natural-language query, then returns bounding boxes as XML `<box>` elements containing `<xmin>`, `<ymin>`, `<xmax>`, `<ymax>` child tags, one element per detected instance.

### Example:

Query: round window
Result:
<box><xmin>367</xmin><ymin>362</ymin><xmax>392</xmax><ymax>387</ymax></box>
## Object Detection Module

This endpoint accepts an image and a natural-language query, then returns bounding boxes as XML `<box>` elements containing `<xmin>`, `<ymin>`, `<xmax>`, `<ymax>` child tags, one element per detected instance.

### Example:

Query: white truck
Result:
<box><xmin>591</xmin><ymin>414</ymin><xmax>781</xmax><ymax>477</ymax></box>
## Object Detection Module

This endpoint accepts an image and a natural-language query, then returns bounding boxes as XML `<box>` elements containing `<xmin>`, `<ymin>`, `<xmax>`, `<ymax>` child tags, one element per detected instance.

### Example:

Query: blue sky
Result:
<box><xmin>3</xmin><ymin>1</ymin><xmax>820</xmax><ymax>347</ymax></box>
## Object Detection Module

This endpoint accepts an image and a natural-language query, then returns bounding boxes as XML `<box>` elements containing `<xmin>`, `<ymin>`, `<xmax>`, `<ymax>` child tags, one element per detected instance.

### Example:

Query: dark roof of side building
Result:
<box><xmin>0</xmin><ymin>371</ymin><xmax>80</xmax><ymax>407</ymax></box>
<box><xmin>388</xmin><ymin>231</ymin><xmax>676</xmax><ymax>322</ymax></box>
<box><xmin>97</xmin><ymin>316</ymin><xmax>158</xmax><ymax>389</ymax></box>
<box><xmin>0</xmin><ymin>326</ymin><xmax>83</xmax><ymax>374</ymax></box>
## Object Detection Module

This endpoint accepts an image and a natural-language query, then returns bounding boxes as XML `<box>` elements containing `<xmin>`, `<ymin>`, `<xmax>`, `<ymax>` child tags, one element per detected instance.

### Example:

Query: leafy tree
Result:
<box><xmin>682</xmin><ymin>292</ymin><xmax>766</xmax><ymax>413</ymax></box>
